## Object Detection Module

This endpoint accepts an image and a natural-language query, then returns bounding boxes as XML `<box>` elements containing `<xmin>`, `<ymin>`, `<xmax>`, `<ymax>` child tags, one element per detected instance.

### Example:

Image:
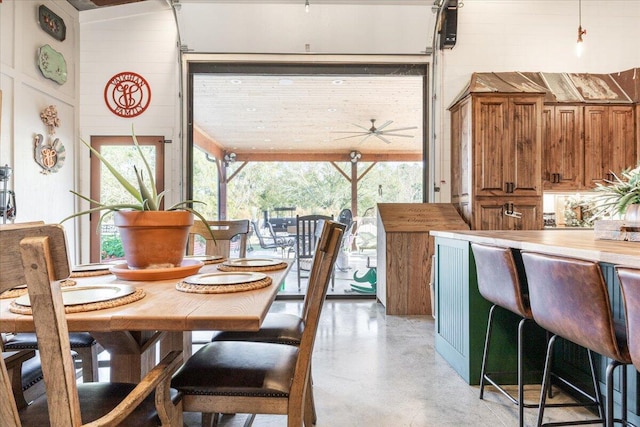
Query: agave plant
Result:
<box><xmin>590</xmin><ymin>163</ymin><xmax>640</xmax><ymax>218</ymax></box>
<box><xmin>62</xmin><ymin>127</ymin><xmax>214</xmax><ymax>239</ymax></box>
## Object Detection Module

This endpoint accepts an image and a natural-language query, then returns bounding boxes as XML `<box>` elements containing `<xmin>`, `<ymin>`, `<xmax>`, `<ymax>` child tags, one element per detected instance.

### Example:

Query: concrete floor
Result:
<box><xmin>182</xmin><ymin>299</ymin><xmax>597</xmax><ymax>427</ymax></box>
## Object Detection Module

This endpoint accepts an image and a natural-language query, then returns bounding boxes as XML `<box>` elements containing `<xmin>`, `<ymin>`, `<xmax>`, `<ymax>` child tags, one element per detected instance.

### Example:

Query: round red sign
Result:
<box><xmin>104</xmin><ymin>71</ymin><xmax>151</xmax><ymax>118</ymax></box>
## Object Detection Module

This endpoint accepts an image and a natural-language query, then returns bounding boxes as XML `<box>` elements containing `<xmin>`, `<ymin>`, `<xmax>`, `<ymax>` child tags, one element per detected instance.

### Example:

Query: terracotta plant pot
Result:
<box><xmin>625</xmin><ymin>204</ymin><xmax>640</xmax><ymax>223</ymax></box>
<box><xmin>114</xmin><ymin>210</ymin><xmax>194</xmax><ymax>269</ymax></box>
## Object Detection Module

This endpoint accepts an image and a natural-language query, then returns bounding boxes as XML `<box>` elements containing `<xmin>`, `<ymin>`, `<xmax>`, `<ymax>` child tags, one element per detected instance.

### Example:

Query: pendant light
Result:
<box><xmin>576</xmin><ymin>0</ymin><xmax>587</xmax><ymax>57</ymax></box>
<box><xmin>305</xmin><ymin>0</ymin><xmax>310</xmax><ymax>13</ymax></box>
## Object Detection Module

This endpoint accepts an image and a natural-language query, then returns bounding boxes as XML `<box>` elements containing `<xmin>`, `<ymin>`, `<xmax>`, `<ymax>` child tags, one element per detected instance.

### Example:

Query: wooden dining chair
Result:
<box><xmin>187</xmin><ymin>219</ymin><xmax>250</xmax><ymax>258</ymax></box>
<box><xmin>0</xmin><ymin>223</ymin><xmax>184</xmax><ymax>426</ymax></box>
<box><xmin>1</xmin><ymin>222</ymin><xmax>101</xmax><ymax>383</ymax></box>
<box><xmin>171</xmin><ymin>220</ymin><xmax>345</xmax><ymax>427</ymax></box>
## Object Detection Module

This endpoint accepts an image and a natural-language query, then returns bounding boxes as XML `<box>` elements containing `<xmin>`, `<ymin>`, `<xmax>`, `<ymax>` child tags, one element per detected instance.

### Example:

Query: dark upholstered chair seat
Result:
<box><xmin>211</xmin><ymin>313</ymin><xmax>304</xmax><ymax>346</ymax></box>
<box><xmin>18</xmin><ymin>382</ymin><xmax>181</xmax><ymax>427</ymax></box>
<box><xmin>19</xmin><ymin>352</ymin><xmax>44</xmax><ymax>391</ymax></box>
<box><xmin>172</xmin><ymin>341</ymin><xmax>298</xmax><ymax>397</ymax></box>
<box><xmin>4</xmin><ymin>332</ymin><xmax>95</xmax><ymax>350</ymax></box>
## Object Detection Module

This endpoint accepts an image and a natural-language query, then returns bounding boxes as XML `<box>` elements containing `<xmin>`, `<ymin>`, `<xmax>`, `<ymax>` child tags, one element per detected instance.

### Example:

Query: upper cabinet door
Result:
<box><xmin>473</xmin><ymin>96</ymin><xmax>509</xmax><ymax>196</ymax></box>
<box><xmin>472</xmin><ymin>96</ymin><xmax>542</xmax><ymax>197</ymax></box>
<box><xmin>509</xmin><ymin>97</ymin><xmax>542</xmax><ymax>196</ymax></box>
<box><xmin>542</xmin><ymin>105</ymin><xmax>584</xmax><ymax>190</ymax></box>
<box><xmin>584</xmin><ymin>105</ymin><xmax>636</xmax><ymax>187</ymax></box>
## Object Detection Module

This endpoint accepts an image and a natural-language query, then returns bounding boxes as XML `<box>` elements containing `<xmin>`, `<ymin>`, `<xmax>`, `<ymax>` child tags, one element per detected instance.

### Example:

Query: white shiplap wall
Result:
<box><xmin>0</xmin><ymin>0</ymin><xmax>80</xmax><ymax>261</ymax></box>
<box><xmin>77</xmin><ymin>1</ymin><xmax>179</xmax><ymax>262</ymax></box>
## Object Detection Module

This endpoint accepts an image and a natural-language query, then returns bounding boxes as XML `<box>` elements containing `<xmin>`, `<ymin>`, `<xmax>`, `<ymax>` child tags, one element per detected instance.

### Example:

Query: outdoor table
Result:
<box><xmin>0</xmin><ymin>260</ymin><xmax>291</xmax><ymax>383</ymax></box>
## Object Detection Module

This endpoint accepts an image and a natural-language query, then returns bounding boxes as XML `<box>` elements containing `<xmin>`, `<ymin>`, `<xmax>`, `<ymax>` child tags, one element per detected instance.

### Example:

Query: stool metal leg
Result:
<box><xmin>537</xmin><ymin>336</ymin><xmax>606</xmax><ymax>427</ymax></box>
<box><xmin>606</xmin><ymin>361</ymin><xmax>629</xmax><ymax>427</ymax></box>
<box><xmin>479</xmin><ymin>304</ymin><xmax>497</xmax><ymax>400</ymax></box>
<box><xmin>480</xmin><ymin>304</ymin><xmax>533</xmax><ymax>427</ymax></box>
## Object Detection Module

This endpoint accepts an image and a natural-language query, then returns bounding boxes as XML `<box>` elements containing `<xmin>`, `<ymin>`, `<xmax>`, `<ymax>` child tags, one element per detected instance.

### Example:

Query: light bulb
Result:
<box><xmin>305</xmin><ymin>0</ymin><xmax>309</xmax><ymax>13</ymax></box>
<box><xmin>576</xmin><ymin>25</ymin><xmax>586</xmax><ymax>57</ymax></box>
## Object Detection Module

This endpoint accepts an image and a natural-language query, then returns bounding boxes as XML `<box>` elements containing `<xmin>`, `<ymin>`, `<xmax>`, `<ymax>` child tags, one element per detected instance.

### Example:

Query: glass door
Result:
<box><xmin>89</xmin><ymin>136</ymin><xmax>165</xmax><ymax>262</ymax></box>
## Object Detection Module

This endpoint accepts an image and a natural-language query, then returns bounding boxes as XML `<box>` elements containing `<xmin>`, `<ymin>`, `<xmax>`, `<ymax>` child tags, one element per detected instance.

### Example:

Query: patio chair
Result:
<box><xmin>251</xmin><ymin>220</ymin><xmax>294</xmax><ymax>257</ymax></box>
<box><xmin>0</xmin><ymin>222</ymin><xmax>183</xmax><ymax>426</ymax></box>
<box><xmin>296</xmin><ymin>214</ymin><xmax>333</xmax><ymax>291</ymax></box>
<box><xmin>187</xmin><ymin>219</ymin><xmax>250</xmax><ymax>258</ymax></box>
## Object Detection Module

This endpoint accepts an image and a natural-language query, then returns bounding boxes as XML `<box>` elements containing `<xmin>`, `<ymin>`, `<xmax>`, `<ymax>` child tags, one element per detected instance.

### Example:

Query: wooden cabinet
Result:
<box><xmin>472</xmin><ymin>96</ymin><xmax>542</xmax><ymax>197</ymax></box>
<box><xmin>475</xmin><ymin>197</ymin><xmax>542</xmax><ymax>230</ymax></box>
<box><xmin>542</xmin><ymin>105</ymin><xmax>584</xmax><ymax>190</ymax></box>
<box><xmin>450</xmin><ymin>93</ymin><xmax>543</xmax><ymax>230</ymax></box>
<box><xmin>584</xmin><ymin>105</ymin><xmax>636</xmax><ymax>185</ymax></box>
<box><xmin>376</xmin><ymin>203</ymin><xmax>468</xmax><ymax>315</ymax></box>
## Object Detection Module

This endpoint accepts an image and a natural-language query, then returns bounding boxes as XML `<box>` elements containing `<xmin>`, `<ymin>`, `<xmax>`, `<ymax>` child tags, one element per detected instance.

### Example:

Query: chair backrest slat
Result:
<box><xmin>0</xmin><ymin>223</ymin><xmax>70</xmax><ymax>294</ymax></box>
<box><xmin>289</xmin><ymin>221</ymin><xmax>344</xmax><ymax>407</ymax></box>
<box><xmin>20</xmin><ymin>233</ymin><xmax>83</xmax><ymax>425</ymax></box>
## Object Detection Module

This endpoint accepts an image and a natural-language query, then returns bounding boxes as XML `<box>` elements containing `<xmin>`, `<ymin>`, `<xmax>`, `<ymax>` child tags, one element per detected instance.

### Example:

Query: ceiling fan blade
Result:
<box><xmin>380</xmin><ymin>126</ymin><xmax>418</xmax><ymax>133</ymax></box>
<box><xmin>331</xmin><ymin>131</ymin><xmax>370</xmax><ymax>134</ymax></box>
<box><xmin>351</xmin><ymin>123</ymin><xmax>372</xmax><ymax>132</ymax></box>
<box><xmin>380</xmin><ymin>133</ymin><xmax>415</xmax><ymax>138</ymax></box>
<box><xmin>375</xmin><ymin>120</ymin><xmax>393</xmax><ymax>131</ymax></box>
<box><xmin>333</xmin><ymin>134</ymin><xmax>369</xmax><ymax>141</ymax></box>
<box><xmin>358</xmin><ymin>133</ymin><xmax>374</xmax><ymax>144</ymax></box>
<box><xmin>375</xmin><ymin>134</ymin><xmax>393</xmax><ymax>144</ymax></box>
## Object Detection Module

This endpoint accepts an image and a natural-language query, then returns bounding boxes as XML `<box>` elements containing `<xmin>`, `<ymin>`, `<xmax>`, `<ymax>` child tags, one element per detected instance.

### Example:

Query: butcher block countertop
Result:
<box><xmin>429</xmin><ymin>229</ymin><xmax>640</xmax><ymax>268</ymax></box>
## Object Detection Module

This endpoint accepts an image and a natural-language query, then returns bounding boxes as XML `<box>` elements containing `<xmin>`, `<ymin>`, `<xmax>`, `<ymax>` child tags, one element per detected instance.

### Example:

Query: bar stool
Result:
<box><xmin>522</xmin><ymin>252</ymin><xmax>631</xmax><ymax>427</ymax></box>
<box><xmin>472</xmin><ymin>243</ymin><xmax>538</xmax><ymax>427</ymax></box>
<box><xmin>616</xmin><ymin>266</ymin><xmax>640</xmax><ymax>425</ymax></box>
<box><xmin>617</xmin><ymin>266</ymin><xmax>640</xmax><ymax>372</ymax></box>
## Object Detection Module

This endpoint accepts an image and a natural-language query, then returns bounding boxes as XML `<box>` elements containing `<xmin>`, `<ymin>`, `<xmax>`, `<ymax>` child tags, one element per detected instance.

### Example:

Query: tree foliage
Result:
<box><xmin>193</xmin><ymin>150</ymin><xmax>423</xmax><ymax>220</ymax></box>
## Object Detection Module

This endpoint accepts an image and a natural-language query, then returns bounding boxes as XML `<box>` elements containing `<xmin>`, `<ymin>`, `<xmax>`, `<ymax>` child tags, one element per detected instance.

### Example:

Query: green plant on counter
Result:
<box><xmin>589</xmin><ymin>163</ymin><xmax>640</xmax><ymax>218</ymax></box>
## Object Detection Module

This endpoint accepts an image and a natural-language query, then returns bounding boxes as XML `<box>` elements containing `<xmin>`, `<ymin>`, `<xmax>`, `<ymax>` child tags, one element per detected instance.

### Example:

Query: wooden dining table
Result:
<box><xmin>0</xmin><ymin>260</ymin><xmax>291</xmax><ymax>383</ymax></box>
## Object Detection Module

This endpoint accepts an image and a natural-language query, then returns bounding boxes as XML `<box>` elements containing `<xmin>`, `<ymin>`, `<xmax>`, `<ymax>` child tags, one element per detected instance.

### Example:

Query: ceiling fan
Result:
<box><xmin>332</xmin><ymin>119</ymin><xmax>417</xmax><ymax>144</ymax></box>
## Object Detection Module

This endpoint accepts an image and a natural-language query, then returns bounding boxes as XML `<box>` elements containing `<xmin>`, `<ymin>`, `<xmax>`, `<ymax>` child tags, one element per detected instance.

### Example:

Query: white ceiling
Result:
<box><xmin>193</xmin><ymin>73</ymin><xmax>425</xmax><ymax>155</ymax></box>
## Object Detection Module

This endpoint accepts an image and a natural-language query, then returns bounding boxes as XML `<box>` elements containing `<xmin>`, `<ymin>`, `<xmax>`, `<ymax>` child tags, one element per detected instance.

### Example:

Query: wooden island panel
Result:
<box><xmin>376</xmin><ymin>203</ymin><xmax>468</xmax><ymax>315</ymax></box>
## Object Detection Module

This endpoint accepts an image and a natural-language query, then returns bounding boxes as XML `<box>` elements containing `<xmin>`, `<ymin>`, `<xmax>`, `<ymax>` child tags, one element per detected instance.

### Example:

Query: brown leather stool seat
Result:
<box><xmin>471</xmin><ymin>243</ymin><xmax>535</xmax><ymax>427</ymax></box>
<box><xmin>522</xmin><ymin>252</ymin><xmax>632</xmax><ymax>427</ymax></box>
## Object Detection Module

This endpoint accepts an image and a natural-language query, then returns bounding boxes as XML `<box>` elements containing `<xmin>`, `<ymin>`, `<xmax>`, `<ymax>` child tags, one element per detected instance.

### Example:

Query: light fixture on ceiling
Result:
<box><xmin>305</xmin><ymin>0</ymin><xmax>310</xmax><ymax>13</ymax></box>
<box><xmin>576</xmin><ymin>0</ymin><xmax>587</xmax><ymax>57</ymax></box>
<box><xmin>223</xmin><ymin>152</ymin><xmax>236</xmax><ymax>167</ymax></box>
<box><xmin>349</xmin><ymin>151</ymin><xmax>362</xmax><ymax>164</ymax></box>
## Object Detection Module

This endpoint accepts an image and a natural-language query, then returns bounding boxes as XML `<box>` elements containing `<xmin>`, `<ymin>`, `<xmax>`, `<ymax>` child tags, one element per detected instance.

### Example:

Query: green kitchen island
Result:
<box><xmin>431</xmin><ymin>229</ymin><xmax>640</xmax><ymax>424</ymax></box>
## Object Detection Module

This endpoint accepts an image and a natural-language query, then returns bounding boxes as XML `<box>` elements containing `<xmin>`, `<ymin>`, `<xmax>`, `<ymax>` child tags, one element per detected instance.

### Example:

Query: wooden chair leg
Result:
<box><xmin>305</xmin><ymin>380</ymin><xmax>316</xmax><ymax>426</ymax></box>
<box><xmin>75</xmin><ymin>343</ymin><xmax>100</xmax><ymax>382</ymax></box>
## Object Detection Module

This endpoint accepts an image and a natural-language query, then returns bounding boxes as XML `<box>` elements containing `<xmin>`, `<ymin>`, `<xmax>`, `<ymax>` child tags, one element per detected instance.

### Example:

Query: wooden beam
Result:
<box><xmin>227</xmin><ymin>152</ymin><xmax>421</xmax><ymax>162</ymax></box>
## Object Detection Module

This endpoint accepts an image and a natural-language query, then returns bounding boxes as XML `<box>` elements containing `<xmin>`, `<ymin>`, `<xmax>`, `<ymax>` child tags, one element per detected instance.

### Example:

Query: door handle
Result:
<box><xmin>504</xmin><ymin>203</ymin><xmax>523</xmax><ymax>218</ymax></box>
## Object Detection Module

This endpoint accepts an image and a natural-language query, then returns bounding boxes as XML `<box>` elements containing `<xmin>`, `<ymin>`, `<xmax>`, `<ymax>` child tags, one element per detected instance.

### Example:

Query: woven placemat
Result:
<box><xmin>217</xmin><ymin>262</ymin><xmax>287</xmax><ymax>272</ymax></box>
<box><xmin>0</xmin><ymin>279</ymin><xmax>77</xmax><ymax>300</ymax></box>
<box><xmin>184</xmin><ymin>256</ymin><xmax>225</xmax><ymax>265</ymax></box>
<box><xmin>176</xmin><ymin>276</ymin><xmax>272</xmax><ymax>294</ymax></box>
<box><xmin>70</xmin><ymin>269</ymin><xmax>113</xmax><ymax>278</ymax></box>
<box><xmin>9</xmin><ymin>288</ymin><xmax>145</xmax><ymax>315</ymax></box>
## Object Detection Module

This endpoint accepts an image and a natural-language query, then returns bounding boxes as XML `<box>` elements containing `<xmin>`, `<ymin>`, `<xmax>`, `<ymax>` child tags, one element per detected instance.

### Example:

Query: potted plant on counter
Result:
<box><xmin>591</xmin><ymin>163</ymin><xmax>640</xmax><ymax>222</ymax></box>
<box><xmin>63</xmin><ymin>128</ymin><xmax>214</xmax><ymax>269</ymax></box>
